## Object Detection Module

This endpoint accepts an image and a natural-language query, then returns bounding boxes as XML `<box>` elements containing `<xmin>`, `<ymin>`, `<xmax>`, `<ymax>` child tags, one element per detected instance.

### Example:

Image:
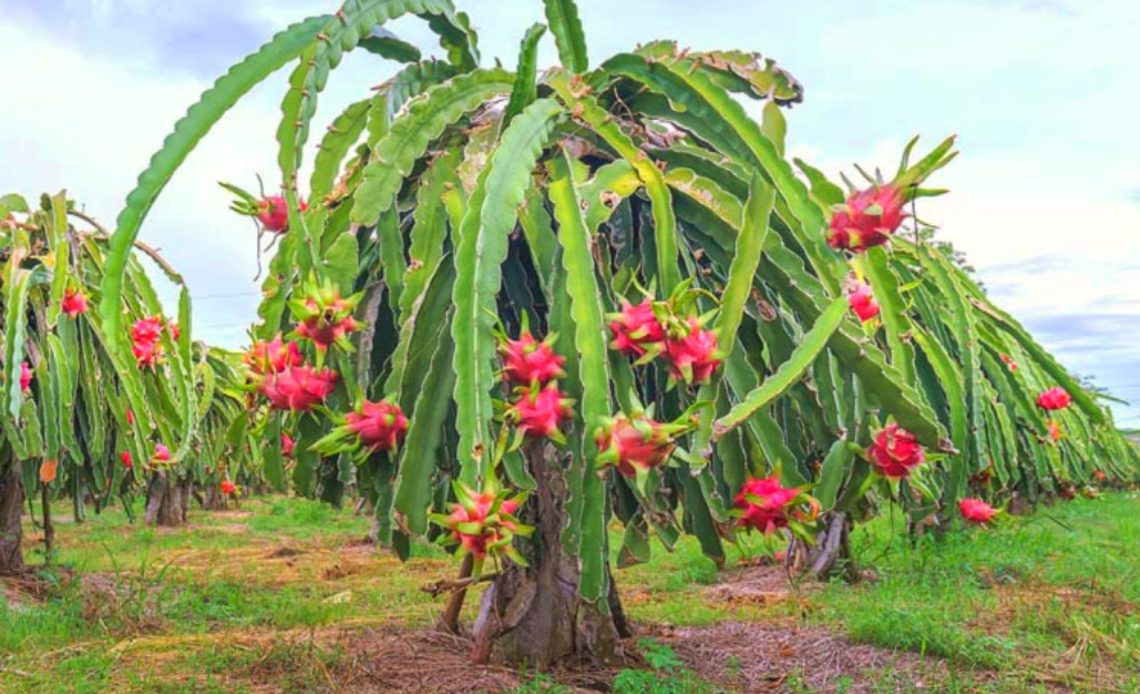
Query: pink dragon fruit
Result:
<box><xmin>498</xmin><ymin>330</ymin><xmax>566</xmax><ymax>386</ymax></box>
<box><xmin>734</xmin><ymin>476</ymin><xmax>801</xmax><ymax>534</ymax></box>
<box><xmin>958</xmin><ymin>497</ymin><xmax>996</xmax><ymax>525</ymax></box>
<box><xmin>257</xmin><ymin>196</ymin><xmax>308</xmax><ymax>234</ymax></box>
<box><xmin>664</xmin><ymin>317</ymin><xmax>721</xmax><ymax>385</ymax></box>
<box><xmin>867</xmin><ymin>424</ymin><xmax>925</xmax><ymax>479</ymax></box>
<box><xmin>444</xmin><ymin>486</ymin><xmax>525</xmax><ymax>560</ymax></box>
<box><xmin>18</xmin><ymin>362</ymin><xmax>32</xmax><ymax>392</ymax></box>
<box><xmin>827</xmin><ymin>184</ymin><xmax>906</xmax><ymax>252</ymax></box>
<box><xmin>345</xmin><ymin>399</ymin><xmax>409</xmax><ymax>453</ymax></box>
<box><xmin>293</xmin><ymin>282</ymin><xmax>361</xmax><ymax>351</ymax></box>
<box><xmin>61</xmin><ymin>288</ymin><xmax>88</xmax><ymax>318</ymax></box>
<box><xmin>131</xmin><ymin>315</ymin><xmax>165</xmax><ymax>345</ymax></box>
<box><xmin>131</xmin><ymin>315</ymin><xmax>166</xmax><ymax>368</ymax></box>
<box><xmin>608</xmin><ymin>299</ymin><xmax>666</xmax><ymax>358</ymax></box>
<box><xmin>509</xmin><ymin>383</ymin><xmax>574</xmax><ymax>440</ymax></box>
<box><xmin>1036</xmin><ymin>387</ymin><xmax>1071</xmax><ymax>411</ymax></box>
<box><xmin>595</xmin><ymin>412</ymin><xmax>683</xmax><ymax>478</ymax></box>
<box><xmin>847</xmin><ymin>282</ymin><xmax>881</xmax><ymax>322</ymax></box>
<box><xmin>244</xmin><ymin>335</ymin><xmax>303</xmax><ymax>376</ymax></box>
<box><xmin>260</xmin><ymin>365</ymin><xmax>337</xmax><ymax>411</ymax></box>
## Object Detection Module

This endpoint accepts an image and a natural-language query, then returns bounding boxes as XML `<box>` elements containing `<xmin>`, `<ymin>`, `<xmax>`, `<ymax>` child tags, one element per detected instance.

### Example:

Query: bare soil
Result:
<box><xmin>702</xmin><ymin>563</ymin><xmax>812</xmax><ymax>606</ymax></box>
<box><xmin>654</xmin><ymin>621</ymin><xmax>991</xmax><ymax>693</ymax></box>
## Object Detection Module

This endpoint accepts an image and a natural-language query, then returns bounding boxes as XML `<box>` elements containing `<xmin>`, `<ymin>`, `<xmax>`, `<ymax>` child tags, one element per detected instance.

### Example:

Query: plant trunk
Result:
<box><xmin>468</xmin><ymin>441</ymin><xmax>626</xmax><ymax>667</ymax></box>
<box><xmin>41</xmin><ymin>483</ymin><xmax>54</xmax><ymax>562</ymax></box>
<box><xmin>438</xmin><ymin>554</ymin><xmax>474</xmax><ymax>634</ymax></box>
<box><xmin>144</xmin><ymin>471</ymin><xmax>190</xmax><ymax>527</ymax></box>
<box><xmin>367</xmin><ymin>516</ymin><xmax>381</xmax><ymax>545</ymax></box>
<box><xmin>72</xmin><ymin>462</ymin><xmax>86</xmax><ymax>523</ymax></box>
<box><xmin>788</xmin><ymin>511</ymin><xmax>858</xmax><ymax>582</ymax></box>
<box><xmin>0</xmin><ymin>463</ymin><xmax>25</xmax><ymax>575</ymax></box>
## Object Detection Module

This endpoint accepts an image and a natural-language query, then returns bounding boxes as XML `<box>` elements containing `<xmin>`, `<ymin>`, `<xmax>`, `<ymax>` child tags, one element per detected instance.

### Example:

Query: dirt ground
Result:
<box><xmin>2</xmin><ymin>565</ymin><xmax>996</xmax><ymax>693</ymax></box>
<box><xmin>301</xmin><ymin>567</ymin><xmax>999</xmax><ymax>693</ymax></box>
<box><xmin>319</xmin><ymin>620</ymin><xmax>994</xmax><ymax>693</ymax></box>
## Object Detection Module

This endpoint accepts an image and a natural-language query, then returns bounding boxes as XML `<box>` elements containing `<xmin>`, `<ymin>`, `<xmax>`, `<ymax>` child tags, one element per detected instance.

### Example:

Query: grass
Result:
<box><xmin>1</xmin><ymin>492</ymin><xmax>1137</xmax><ymax>692</ymax></box>
<box><xmin>803</xmin><ymin>493</ymin><xmax>1140</xmax><ymax>690</ymax></box>
<box><xmin>616</xmin><ymin>491</ymin><xmax>1140</xmax><ymax>690</ymax></box>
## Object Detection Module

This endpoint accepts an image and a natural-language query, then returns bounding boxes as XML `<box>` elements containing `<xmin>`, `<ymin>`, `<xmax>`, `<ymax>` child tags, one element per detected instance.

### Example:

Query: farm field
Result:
<box><xmin>3</xmin><ymin>492</ymin><xmax>1137</xmax><ymax>693</ymax></box>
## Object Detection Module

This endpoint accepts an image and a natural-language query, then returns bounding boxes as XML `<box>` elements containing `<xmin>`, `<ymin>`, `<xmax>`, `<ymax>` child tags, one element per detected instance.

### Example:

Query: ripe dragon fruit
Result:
<box><xmin>152</xmin><ymin>443</ymin><xmax>171</xmax><ymax>465</ymax></box>
<box><xmin>595</xmin><ymin>412</ymin><xmax>685</xmax><ymax>478</ymax></box>
<box><xmin>120</xmin><ymin>451</ymin><xmax>133</xmax><ymax>469</ymax></box>
<box><xmin>292</xmin><ymin>282</ymin><xmax>362</xmax><ymax>351</ymax></box>
<box><xmin>443</xmin><ymin>485</ymin><xmax>526</xmax><ymax>561</ymax></box>
<box><xmin>220</xmin><ymin>480</ymin><xmax>237</xmax><ymax>496</ymax></box>
<box><xmin>61</xmin><ymin>288</ymin><xmax>88</xmax><ymax>318</ymax></box>
<box><xmin>255</xmin><ymin>196</ymin><xmax>308</xmax><ymax>234</ymax></box>
<box><xmin>1036</xmin><ymin>387</ymin><xmax>1071</xmax><ymax>411</ymax></box>
<box><xmin>126</xmin><ymin>408</ymin><xmax>135</xmax><ymax>426</ymax></box>
<box><xmin>257</xmin><ymin>196</ymin><xmax>289</xmax><ymax>232</ymax></box>
<box><xmin>733</xmin><ymin>476</ymin><xmax>801</xmax><ymax>534</ymax></box>
<box><xmin>132</xmin><ymin>341</ymin><xmax>161</xmax><ymax>368</ymax></box>
<box><xmin>345</xmin><ymin>399</ymin><xmax>409</xmax><ymax>452</ymax></box>
<box><xmin>244</xmin><ymin>334</ymin><xmax>303</xmax><ymax>376</ymax></box>
<box><xmin>608</xmin><ymin>299</ymin><xmax>666</xmax><ymax>358</ymax></box>
<box><xmin>847</xmin><ymin>282</ymin><xmax>881</xmax><ymax>322</ymax></box>
<box><xmin>498</xmin><ymin>330</ymin><xmax>566</xmax><ymax>386</ymax></box>
<box><xmin>259</xmin><ymin>365</ymin><xmax>337</xmax><ymax>411</ymax></box>
<box><xmin>131</xmin><ymin>315</ymin><xmax>165</xmax><ymax>345</ymax></box>
<box><xmin>19</xmin><ymin>362</ymin><xmax>32</xmax><ymax>392</ymax></box>
<box><xmin>281</xmin><ymin>433</ymin><xmax>295</xmax><ymax>457</ymax></box>
<box><xmin>958</xmin><ymin>497</ymin><xmax>996</xmax><ymax>525</ymax></box>
<box><xmin>867</xmin><ymin>423</ymin><xmax>925</xmax><ymax>479</ymax></box>
<box><xmin>131</xmin><ymin>316</ymin><xmax>166</xmax><ymax>368</ymax></box>
<box><xmin>663</xmin><ymin>317</ymin><xmax>721</xmax><ymax>385</ymax></box>
<box><xmin>827</xmin><ymin>184</ymin><xmax>906</xmax><ymax>252</ymax></box>
<box><xmin>221</xmin><ymin>182</ymin><xmax>309</xmax><ymax>234</ymax></box>
<box><xmin>508</xmin><ymin>383</ymin><xmax>574</xmax><ymax>440</ymax></box>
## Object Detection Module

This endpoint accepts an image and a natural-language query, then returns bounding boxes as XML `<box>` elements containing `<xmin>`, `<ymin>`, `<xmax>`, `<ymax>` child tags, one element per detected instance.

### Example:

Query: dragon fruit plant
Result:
<box><xmin>97</xmin><ymin>0</ymin><xmax>1140</xmax><ymax>667</ymax></box>
<box><xmin>0</xmin><ymin>193</ymin><xmax>250</xmax><ymax>572</ymax></box>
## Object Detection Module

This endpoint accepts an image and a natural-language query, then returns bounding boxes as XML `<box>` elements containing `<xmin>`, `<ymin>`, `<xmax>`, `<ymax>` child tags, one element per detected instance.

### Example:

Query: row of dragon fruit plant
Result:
<box><xmin>0</xmin><ymin>192</ymin><xmax>257</xmax><ymax>573</ymax></box>
<box><xmin>93</xmin><ymin>0</ymin><xmax>1139</xmax><ymax>666</ymax></box>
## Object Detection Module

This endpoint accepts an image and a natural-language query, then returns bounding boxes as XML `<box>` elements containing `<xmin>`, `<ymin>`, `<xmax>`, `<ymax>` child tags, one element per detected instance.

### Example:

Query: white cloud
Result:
<box><xmin>0</xmin><ymin>18</ymin><xmax>353</xmax><ymax>347</ymax></box>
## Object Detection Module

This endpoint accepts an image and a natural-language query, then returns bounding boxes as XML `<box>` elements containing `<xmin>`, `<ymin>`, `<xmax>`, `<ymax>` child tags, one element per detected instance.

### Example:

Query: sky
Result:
<box><xmin>1</xmin><ymin>0</ymin><xmax>1137</xmax><ymax>427</ymax></box>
